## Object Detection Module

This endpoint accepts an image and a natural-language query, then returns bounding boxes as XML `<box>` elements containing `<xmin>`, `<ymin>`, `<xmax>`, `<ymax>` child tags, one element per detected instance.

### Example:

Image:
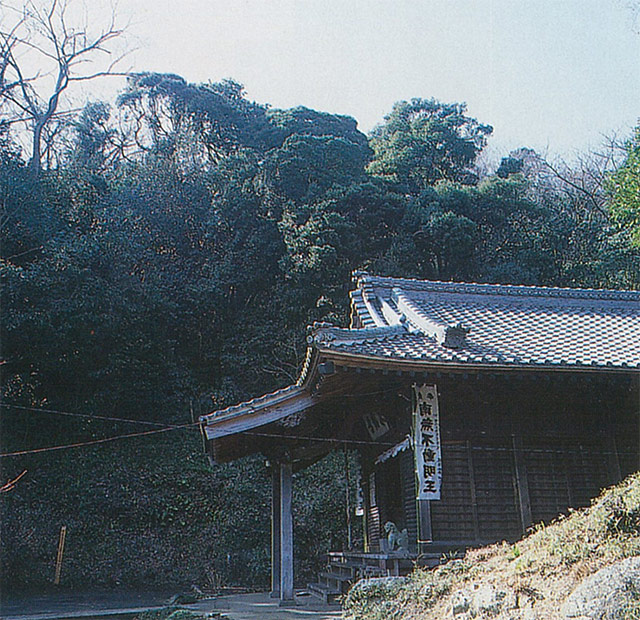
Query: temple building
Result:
<box><xmin>200</xmin><ymin>272</ymin><xmax>640</xmax><ymax>603</ymax></box>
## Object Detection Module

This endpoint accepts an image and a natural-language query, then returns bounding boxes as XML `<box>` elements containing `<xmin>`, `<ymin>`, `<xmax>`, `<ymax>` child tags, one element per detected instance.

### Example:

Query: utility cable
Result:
<box><xmin>244</xmin><ymin>431</ymin><xmax>397</xmax><ymax>447</ymax></box>
<box><xmin>2</xmin><ymin>405</ymin><xmax>635</xmax><ymax>458</ymax></box>
<box><xmin>0</xmin><ymin>423</ymin><xmax>198</xmax><ymax>458</ymax></box>
<box><xmin>1</xmin><ymin>403</ymin><xmax>182</xmax><ymax>428</ymax></box>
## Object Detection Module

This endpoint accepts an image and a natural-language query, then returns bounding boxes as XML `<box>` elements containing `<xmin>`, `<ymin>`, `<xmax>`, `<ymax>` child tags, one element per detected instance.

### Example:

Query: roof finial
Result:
<box><xmin>443</xmin><ymin>324</ymin><xmax>470</xmax><ymax>349</ymax></box>
<box><xmin>352</xmin><ymin>270</ymin><xmax>369</xmax><ymax>286</ymax></box>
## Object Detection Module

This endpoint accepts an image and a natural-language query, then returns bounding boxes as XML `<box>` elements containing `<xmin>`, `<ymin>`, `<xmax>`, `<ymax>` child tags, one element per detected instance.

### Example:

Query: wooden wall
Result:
<box><xmin>362</xmin><ymin>372</ymin><xmax>639</xmax><ymax>549</ymax></box>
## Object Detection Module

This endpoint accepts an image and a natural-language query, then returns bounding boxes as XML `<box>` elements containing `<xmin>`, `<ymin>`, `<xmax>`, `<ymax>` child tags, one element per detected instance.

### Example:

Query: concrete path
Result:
<box><xmin>1</xmin><ymin>591</ymin><xmax>342</xmax><ymax>620</ymax></box>
<box><xmin>1</xmin><ymin>591</ymin><xmax>168</xmax><ymax>620</ymax></box>
<box><xmin>198</xmin><ymin>592</ymin><xmax>342</xmax><ymax>619</ymax></box>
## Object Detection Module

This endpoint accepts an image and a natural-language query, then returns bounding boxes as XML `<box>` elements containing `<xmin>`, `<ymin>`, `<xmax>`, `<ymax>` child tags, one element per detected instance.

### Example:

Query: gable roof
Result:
<box><xmin>201</xmin><ymin>273</ymin><xmax>639</xmax><ymax>446</ymax></box>
<box><xmin>329</xmin><ymin>273</ymin><xmax>640</xmax><ymax>371</ymax></box>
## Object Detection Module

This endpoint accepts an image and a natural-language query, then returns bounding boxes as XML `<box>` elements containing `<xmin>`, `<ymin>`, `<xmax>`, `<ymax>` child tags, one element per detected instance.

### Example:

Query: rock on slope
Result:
<box><xmin>343</xmin><ymin>472</ymin><xmax>640</xmax><ymax>620</ymax></box>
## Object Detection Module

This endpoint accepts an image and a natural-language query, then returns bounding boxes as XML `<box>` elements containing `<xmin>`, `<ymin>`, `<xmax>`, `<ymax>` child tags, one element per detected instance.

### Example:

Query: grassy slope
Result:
<box><xmin>1</xmin><ymin>431</ymin><xmax>356</xmax><ymax>593</ymax></box>
<box><xmin>1</xmin><ymin>431</ymin><xmax>267</xmax><ymax>591</ymax></box>
<box><xmin>344</xmin><ymin>472</ymin><xmax>640</xmax><ymax>620</ymax></box>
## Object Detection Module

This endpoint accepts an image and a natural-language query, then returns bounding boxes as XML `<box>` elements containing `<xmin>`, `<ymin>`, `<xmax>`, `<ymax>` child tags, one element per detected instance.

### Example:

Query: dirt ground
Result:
<box><xmin>1</xmin><ymin>590</ymin><xmax>342</xmax><ymax>620</ymax></box>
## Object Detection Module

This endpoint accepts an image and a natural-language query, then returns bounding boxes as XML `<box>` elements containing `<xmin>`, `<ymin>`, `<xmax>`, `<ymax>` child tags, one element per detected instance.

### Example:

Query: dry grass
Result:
<box><xmin>343</xmin><ymin>472</ymin><xmax>640</xmax><ymax>619</ymax></box>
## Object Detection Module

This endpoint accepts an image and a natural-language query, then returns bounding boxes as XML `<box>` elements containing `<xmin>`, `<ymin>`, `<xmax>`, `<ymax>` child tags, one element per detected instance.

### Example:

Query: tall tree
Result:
<box><xmin>367</xmin><ymin>98</ymin><xmax>492</xmax><ymax>193</ymax></box>
<box><xmin>116</xmin><ymin>73</ymin><xmax>275</xmax><ymax>166</ymax></box>
<box><xmin>0</xmin><ymin>0</ymin><xmax>127</xmax><ymax>175</ymax></box>
<box><xmin>608</xmin><ymin>126</ymin><xmax>640</xmax><ymax>247</ymax></box>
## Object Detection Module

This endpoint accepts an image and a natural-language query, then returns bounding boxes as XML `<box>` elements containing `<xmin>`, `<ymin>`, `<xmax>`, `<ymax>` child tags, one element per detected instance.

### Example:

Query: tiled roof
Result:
<box><xmin>324</xmin><ymin>273</ymin><xmax>640</xmax><ymax>370</ymax></box>
<box><xmin>202</xmin><ymin>274</ymin><xmax>638</xmax><ymax>441</ymax></box>
<box><xmin>205</xmin><ymin>385</ymin><xmax>301</xmax><ymax>420</ymax></box>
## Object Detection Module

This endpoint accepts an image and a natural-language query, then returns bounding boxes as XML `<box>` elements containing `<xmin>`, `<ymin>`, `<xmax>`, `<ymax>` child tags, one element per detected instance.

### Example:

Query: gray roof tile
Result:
<box><xmin>317</xmin><ymin>274</ymin><xmax>640</xmax><ymax>370</ymax></box>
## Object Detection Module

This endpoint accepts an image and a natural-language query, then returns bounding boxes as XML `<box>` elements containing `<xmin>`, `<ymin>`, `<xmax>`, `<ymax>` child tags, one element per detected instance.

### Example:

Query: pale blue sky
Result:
<box><xmin>119</xmin><ymin>0</ymin><xmax>639</xmax><ymax>159</ymax></box>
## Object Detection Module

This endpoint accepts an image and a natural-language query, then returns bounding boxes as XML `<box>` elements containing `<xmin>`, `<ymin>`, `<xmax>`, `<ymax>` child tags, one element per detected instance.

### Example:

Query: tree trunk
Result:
<box><xmin>29</xmin><ymin>117</ymin><xmax>44</xmax><ymax>176</ymax></box>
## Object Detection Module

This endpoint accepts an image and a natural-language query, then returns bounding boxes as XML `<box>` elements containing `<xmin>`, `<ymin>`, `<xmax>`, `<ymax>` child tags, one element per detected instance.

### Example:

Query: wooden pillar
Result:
<box><xmin>361</xmin><ymin>466</ymin><xmax>371</xmax><ymax>552</ymax></box>
<box><xmin>512</xmin><ymin>434</ymin><xmax>532</xmax><ymax>533</ymax></box>
<box><xmin>417</xmin><ymin>499</ymin><xmax>432</xmax><ymax>546</ymax></box>
<box><xmin>607</xmin><ymin>423</ymin><xmax>622</xmax><ymax>485</ymax></box>
<box><xmin>270</xmin><ymin>466</ymin><xmax>281</xmax><ymax>598</ymax></box>
<box><xmin>466</xmin><ymin>441</ymin><xmax>480</xmax><ymax>541</ymax></box>
<box><xmin>279</xmin><ymin>461</ymin><xmax>294</xmax><ymax>603</ymax></box>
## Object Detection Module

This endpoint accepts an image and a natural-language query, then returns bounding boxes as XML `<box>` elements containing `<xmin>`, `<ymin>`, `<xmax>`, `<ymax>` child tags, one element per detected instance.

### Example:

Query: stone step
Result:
<box><xmin>326</xmin><ymin>557</ymin><xmax>374</xmax><ymax>570</ymax></box>
<box><xmin>324</xmin><ymin>563</ymin><xmax>357</xmax><ymax>577</ymax></box>
<box><xmin>318</xmin><ymin>571</ymin><xmax>354</xmax><ymax>593</ymax></box>
<box><xmin>307</xmin><ymin>582</ymin><xmax>341</xmax><ymax>605</ymax></box>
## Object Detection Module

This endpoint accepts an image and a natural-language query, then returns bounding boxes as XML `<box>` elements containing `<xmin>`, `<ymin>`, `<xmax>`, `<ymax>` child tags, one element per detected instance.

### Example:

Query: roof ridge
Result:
<box><xmin>355</xmin><ymin>273</ymin><xmax>640</xmax><ymax>302</ymax></box>
<box><xmin>312</xmin><ymin>324</ymin><xmax>407</xmax><ymax>346</ymax></box>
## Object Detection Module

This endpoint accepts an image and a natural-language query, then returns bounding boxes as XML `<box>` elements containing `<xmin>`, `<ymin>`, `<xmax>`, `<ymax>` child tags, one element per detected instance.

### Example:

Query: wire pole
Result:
<box><xmin>54</xmin><ymin>525</ymin><xmax>67</xmax><ymax>585</ymax></box>
<box><xmin>344</xmin><ymin>444</ymin><xmax>352</xmax><ymax>550</ymax></box>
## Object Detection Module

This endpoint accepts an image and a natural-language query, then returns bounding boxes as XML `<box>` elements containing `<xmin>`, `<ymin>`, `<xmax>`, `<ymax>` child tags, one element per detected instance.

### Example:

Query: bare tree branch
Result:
<box><xmin>543</xmin><ymin>158</ymin><xmax>608</xmax><ymax>217</ymax></box>
<box><xmin>0</xmin><ymin>0</ymin><xmax>129</xmax><ymax>174</ymax></box>
<box><xmin>0</xmin><ymin>469</ymin><xmax>27</xmax><ymax>493</ymax></box>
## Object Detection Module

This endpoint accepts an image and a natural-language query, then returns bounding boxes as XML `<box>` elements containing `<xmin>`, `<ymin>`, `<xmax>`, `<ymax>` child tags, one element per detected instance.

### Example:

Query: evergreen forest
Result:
<box><xmin>2</xmin><ymin>69</ymin><xmax>639</xmax><ymax>592</ymax></box>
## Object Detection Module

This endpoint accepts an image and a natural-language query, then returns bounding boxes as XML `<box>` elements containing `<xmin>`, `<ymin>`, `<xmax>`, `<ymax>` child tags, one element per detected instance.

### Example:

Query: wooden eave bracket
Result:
<box><xmin>202</xmin><ymin>389</ymin><xmax>317</xmax><ymax>440</ymax></box>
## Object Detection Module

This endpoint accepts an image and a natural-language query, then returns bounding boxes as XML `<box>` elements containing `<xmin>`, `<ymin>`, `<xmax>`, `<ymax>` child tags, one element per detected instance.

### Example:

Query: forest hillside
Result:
<box><xmin>2</xmin><ymin>69</ymin><xmax>639</xmax><ymax>591</ymax></box>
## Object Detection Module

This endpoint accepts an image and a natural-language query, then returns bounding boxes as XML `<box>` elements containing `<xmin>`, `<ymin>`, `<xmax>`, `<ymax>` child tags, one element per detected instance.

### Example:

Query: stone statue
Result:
<box><xmin>384</xmin><ymin>521</ymin><xmax>409</xmax><ymax>553</ymax></box>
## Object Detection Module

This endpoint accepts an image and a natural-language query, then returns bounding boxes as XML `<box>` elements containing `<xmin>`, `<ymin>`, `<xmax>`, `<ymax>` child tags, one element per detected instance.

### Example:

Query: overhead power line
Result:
<box><xmin>2</xmin><ymin>404</ymin><xmax>635</xmax><ymax>459</ymax></box>
<box><xmin>1</xmin><ymin>403</ymin><xmax>181</xmax><ymax>428</ymax></box>
<box><xmin>0</xmin><ymin>423</ymin><xmax>197</xmax><ymax>458</ymax></box>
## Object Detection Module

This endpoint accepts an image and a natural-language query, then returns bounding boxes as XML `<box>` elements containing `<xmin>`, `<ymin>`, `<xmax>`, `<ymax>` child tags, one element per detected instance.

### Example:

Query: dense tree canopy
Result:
<box><xmin>367</xmin><ymin>98</ymin><xmax>493</xmax><ymax>192</ymax></box>
<box><xmin>608</xmin><ymin>126</ymin><xmax>640</xmax><ymax>247</ymax></box>
<box><xmin>1</xmin><ymin>72</ymin><xmax>638</xmax><ymax>592</ymax></box>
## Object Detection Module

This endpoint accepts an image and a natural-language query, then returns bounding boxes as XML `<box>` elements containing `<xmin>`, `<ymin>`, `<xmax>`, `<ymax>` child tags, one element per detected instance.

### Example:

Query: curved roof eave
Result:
<box><xmin>200</xmin><ymin>345</ymin><xmax>322</xmax><ymax>440</ymax></box>
<box><xmin>317</xmin><ymin>347</ymin><xmax>640</xmax><ymax>375</ymax></box>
